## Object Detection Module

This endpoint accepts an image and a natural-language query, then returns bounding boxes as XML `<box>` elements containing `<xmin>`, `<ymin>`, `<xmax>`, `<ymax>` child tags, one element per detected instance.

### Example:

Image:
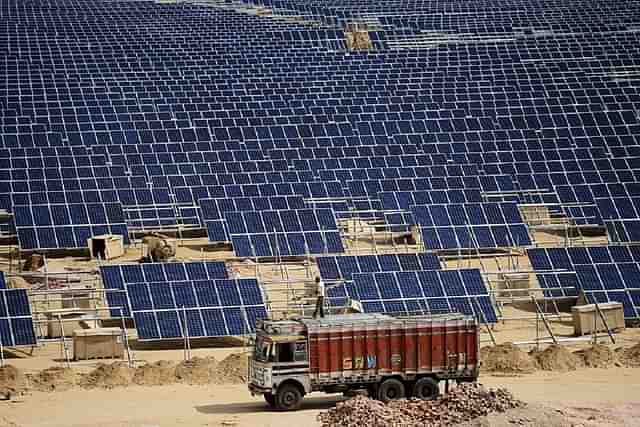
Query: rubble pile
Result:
<box><xmin>318</xmin><ymin>383</ymin><xmax>525</xmax><ymax>427</ymax></box>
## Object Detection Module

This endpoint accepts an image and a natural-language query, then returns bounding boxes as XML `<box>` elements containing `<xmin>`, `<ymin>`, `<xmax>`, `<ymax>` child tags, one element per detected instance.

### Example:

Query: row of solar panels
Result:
<box><xmin>528</xmin><ymin>245</ymin><xmax>640</xmax><ymax>319</ymax></box>
<box><xmin>98</xmin><ymin>258</ymin><xmax>497</xmax><ymax>341</ymax></box>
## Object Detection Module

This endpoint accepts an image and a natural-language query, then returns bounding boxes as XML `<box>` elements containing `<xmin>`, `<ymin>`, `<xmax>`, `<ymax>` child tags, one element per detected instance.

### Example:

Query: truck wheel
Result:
<box><xmin>412</xmin><ymin>378</ymin><xmax>439</xmax><ymax>400</ymax></box>
<box><xmin>276</xmin><ymin>384</ymin><xmax>303</xmax><ymax>411</ymax></box>
<box><xmin>264</xmin><ymin>393</ymin><xmax>276</xmax><ymax>407</ymax></box>
<box><xmin>377</xmin><ymin>378</ymin><xmax>405</xmax><ymax>402</ymax></box>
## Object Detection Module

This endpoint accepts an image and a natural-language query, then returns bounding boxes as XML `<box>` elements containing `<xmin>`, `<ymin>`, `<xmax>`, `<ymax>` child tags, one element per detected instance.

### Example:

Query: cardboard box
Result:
<box><xmin>572</xmin><ymin>302</ymin><xmax>625</xmax><ymax>336</ymax></box>
<box><xmin>47</xmin><ymin>311</ymin><xmax>100</xmax><ymax>338</ymax></box>
<box><xmin>73</xmin><ymin>328</ymin><xmax>124</xmax><ymax>360</ymax></box>
<box><xmin>87</xmin><ymin>234</ymin><xmax>124</xmax><ymax>260</ymax></box>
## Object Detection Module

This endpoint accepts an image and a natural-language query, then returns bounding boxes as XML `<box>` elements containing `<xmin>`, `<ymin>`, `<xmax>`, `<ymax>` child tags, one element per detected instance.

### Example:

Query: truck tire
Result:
<box><xmin>264</xmin><ymin>393</ymin><xmax>276</xmax><ymax>407</ymax></box>
<box><xmin>412</xmin><ymin>378</ymin><xmax>439</xmax><ymax>400</ymax></box>
<box><xmin>276</xmin><ymin>384</ymin><xmax>303</xmax><ymax>411</ymax></box>
<box><xmin>377</xmin><ymin>378</ymin><xmax>405</xmax><ymax>402</ymax></box>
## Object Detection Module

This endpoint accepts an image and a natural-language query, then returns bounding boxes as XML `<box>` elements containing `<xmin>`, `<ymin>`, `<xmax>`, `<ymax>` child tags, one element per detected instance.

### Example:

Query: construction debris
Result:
<box><xmin>480</xmin><ymin>343</ymin><xmax>538</xmax><ymax>375</ymax></box>
<box><xmin>615</xmin><ymin>343</ymin><xmax>640</xmax><ymax>367</ymax></box>
<box><xmin>0</xmin><ymin>366</ymin><xmax>25</xmax><ymax>400</ymax></box>
<box><xmin>575</xmin><ymin>344</ymin><xmax>616</xmax><ymax>368</ymax></box>
<box><xmin>318</xmin><ymin>383</ymin><xmax>525</xmax><ymax>427</ymax></box>
<box><xmin>530</xmin><ymin>345</ymin><xmax>584</xmax><ymax>372</ymax></box>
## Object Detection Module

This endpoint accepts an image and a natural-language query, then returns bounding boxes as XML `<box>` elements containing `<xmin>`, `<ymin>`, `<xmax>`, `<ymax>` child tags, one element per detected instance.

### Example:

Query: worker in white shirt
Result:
<box><xmin>313</xmin><ymin>276</ymin><xmax>325</xmax><ymax>319</ymax></box>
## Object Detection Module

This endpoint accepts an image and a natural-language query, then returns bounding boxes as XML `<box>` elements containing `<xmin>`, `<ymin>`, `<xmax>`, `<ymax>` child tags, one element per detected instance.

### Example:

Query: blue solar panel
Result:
<box><xmin>327</xmin><ymin>268</ymin><xmax>496</xmax><ymax>323</ymax></box>
<box><xmin>411</xmin><ymin>202</ymin><xmax>530</xmax><ymax>250</ymax></box>
<box><xmin>100</xmin><ymin>262</ymin><xmax>228</xmax><ymax>317</ymax></box>
<box><xmin>15</xmin><ymin>203</ymin><xmax>129</xmax><ymax>250</ymax></box>
<box><xmin>226</xmin><ymin>208</ymin><xmax>344</xmax><ymax>257</ymax></box>
<box><xmin>0</xmin><ymin>289</ymin><xmax>36</xmax><ymax>347</ymax></box>
<box><xmin>130</xmin><ymin>278</ymin><xmax>266</xmax><ymax>340</ymax></box>
<box><xmin>0</xmin><ymin>272</ymin><xmax>5</xmax><ymax>290</ymax></box>
<box><xmin>317</xmin><ymin>253</ymin><xmax>441</xmax><ymax>280</ymax></box>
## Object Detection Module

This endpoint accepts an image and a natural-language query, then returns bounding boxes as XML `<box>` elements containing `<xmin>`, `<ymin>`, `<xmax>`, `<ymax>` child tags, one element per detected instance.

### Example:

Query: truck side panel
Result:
<box><xmin>307</xmin><ymin>317</ymin><xmax>479</xmax><ymax>386</ymax></box>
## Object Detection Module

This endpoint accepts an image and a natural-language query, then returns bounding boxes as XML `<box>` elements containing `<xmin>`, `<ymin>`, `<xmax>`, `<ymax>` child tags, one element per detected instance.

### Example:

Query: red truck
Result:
<box><xmin>248</xmin><ymin>313</ymin><xmax>480</xmax><ymax>411</ymax></box>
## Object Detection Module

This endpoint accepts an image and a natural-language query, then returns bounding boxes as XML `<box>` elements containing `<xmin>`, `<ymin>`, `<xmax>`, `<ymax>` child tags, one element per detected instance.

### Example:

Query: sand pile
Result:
<box><xmin>133</xmin><ymin>360</ymin><xmax>177</xmax><ymax>386</ymax></box>
<box><xmin>80</xmin><ymin>362</ymin><xmax>135</xmax><ymax>389</ymax></box>
<box><xmin>575</xmin><ymin>344</ymin><xmax>616</xmax><ymax>368</ymax></box>
<box><xmin>0</xmin><ymin>365</ymin><xmax>25</xmax><ymax>399</ymax></box>
<box><xmin>480</xmin><ymin>343</ymin><xmax>538</xmax><ymax>375</ymax></box>
<box><xmin>28</xmin><ymin>367</ymin><xmax>76</xmax><ymax>392</ymax></box>
<box><xmin>214</xmin><ymin>353</ymin><xmax>248</xmax><ymax>384</ymax></box>
<box><xmin>175</xmin><ymin>357</ymin><xmax>218</xmax><ymax>385</ymax></box>
<box><xmin>318</xmin><ymin>383</ymin><xmax>525</xmax><ymax>427</ymax></box>
<box><xmin>531</xmin><ymin>345</ymin><xmax>583</xmax><ymax>372</ymax></box>
<box><xmin>615</xmin><ymin>343</ymin><xmax>640</xmax><ymax>367</ymax></box>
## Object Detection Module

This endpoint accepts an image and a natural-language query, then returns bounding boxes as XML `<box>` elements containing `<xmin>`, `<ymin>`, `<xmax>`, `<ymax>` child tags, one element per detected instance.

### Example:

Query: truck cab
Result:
<box><xmin>249</xmin><ymin>320</ymin><xmax>311</xmax><ymax>410</ymax></box>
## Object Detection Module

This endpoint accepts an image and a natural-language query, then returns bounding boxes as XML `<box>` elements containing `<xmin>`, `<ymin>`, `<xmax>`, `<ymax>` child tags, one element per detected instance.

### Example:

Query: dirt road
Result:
<box><xmin>1</xmin><ymin>367</ymin><xmax>639</xmax><ymax>427</ymax></box>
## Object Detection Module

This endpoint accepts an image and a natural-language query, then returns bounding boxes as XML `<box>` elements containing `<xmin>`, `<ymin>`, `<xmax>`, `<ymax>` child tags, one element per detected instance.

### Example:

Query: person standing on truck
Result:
<box><xmin>313</xmin><ymin>276</ymin><xmax>325</xmax><ymax>318</ymax></box>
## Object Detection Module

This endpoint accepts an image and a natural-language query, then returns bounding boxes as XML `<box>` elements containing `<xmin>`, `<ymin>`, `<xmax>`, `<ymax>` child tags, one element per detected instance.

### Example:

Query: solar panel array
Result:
<box><xmin>317</xmin><ymin>253</ymin><xmax>441</xmax><ymax>281</ymax></box>
<box><xmin>3</xmin><ymin>0</ymin><xmax>640</xmax><ymax>252</ymax></box>
<box><xmin>199</xmin><ymin>195</ymin><xmax>306</xmax><ymax>242</ymax></box>
<box><xmin>130</xmin><ymin>278</ymin><xmax>267</xmax><ymax>340</ymax></box>
<box><xmin>14</xmin><ymin>203</ymin><xmax>129</xmax><ymax>250</ymax></box>
<box><xmin>224</xmin><ymin>208</ymin><xmax>344</xmax><ymax>257</ymax></box>
<box><xmin>411</xmin><ymin>202</ymin><xmax>531</xmax><ymax>250</ymax></box>
<box><xmin>327</xmin><ymin>268</ymin><xmax>497</xmax><ymax>323</ymax></box>
<box><xmin>0</xmin><ymin>288</ymin><xmax>37</xmax><ymax>347</ymax></box>
<box><xmin>100</xmin><ymin>261</ymin><xmax>229</xmax><ymax>317</ymax></box>
<box><xmin>528</xmin><ymin>245</ymin><xmax>640</xmax><ymax>318</ymax></box>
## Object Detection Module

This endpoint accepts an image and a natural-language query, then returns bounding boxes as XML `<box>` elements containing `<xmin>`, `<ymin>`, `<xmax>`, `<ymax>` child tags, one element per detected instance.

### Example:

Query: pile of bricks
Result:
<box><xmin>318</xmin><ymin>383</ymin><xmax>525</xmax><ymax>427</ymax></box>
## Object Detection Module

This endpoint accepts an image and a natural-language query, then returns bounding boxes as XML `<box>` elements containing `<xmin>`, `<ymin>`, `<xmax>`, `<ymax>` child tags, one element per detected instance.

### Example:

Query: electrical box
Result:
<box><xmin>73</xmin><ymin>328</ymin><xmax>124</xmax><ymax>360</ymax></box>
<box><xmin>571</xmin><ymin>302</ymin><xmax>625</xmax><ymax>336</ymax></box>
<box><xmin>87</xmin><ymin>234</ymin><xmax>124</xmax><ymax>260</ymax></box>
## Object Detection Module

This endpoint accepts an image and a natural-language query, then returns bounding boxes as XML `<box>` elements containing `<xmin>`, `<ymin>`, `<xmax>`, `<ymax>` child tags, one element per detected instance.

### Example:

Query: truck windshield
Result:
<box><xmin>254</xmin><ymin>337</ymin><xmax>271</xmax><ymax>362</ymax></box>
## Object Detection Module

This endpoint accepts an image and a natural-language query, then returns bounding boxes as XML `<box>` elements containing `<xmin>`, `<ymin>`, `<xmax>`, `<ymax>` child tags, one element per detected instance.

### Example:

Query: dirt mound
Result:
<box><xmin>28</xmin><ymin>367</ymin><xmax>76</xmax><ymax>392</ymax></box>
<box><xmin>574</xmin><ymin>344</ymin><xmax>616</xmax><ymax>368</ymax></box>
<box><xmin>133</xmin><ymin>360</ymin><xmax>177</xmax><ymax>386</ymax></box>
<box><xmin>531</xmin><ymin>345</ymin><xmax>583</xmax><ymax>372</ymax></box>
<box><xmin>175</xmin><ymin>357</ymin><xmax>218</xmax><ymax>385</ymax></box>
<box><xmin>0</xmin><ymin>365</ymin><xmax>25</xmax><ymax>399</ymax></box>
<box><xmin>615</xmin><ymin>343</ymin><xmax>640</xmax><ymax>367</ymax></box>
<box><xmin>80</xmin><ymin>362</ymin><xmax>135</xmax><ymax>389</ymax></box>
<box><xmin>318</xmin><ymin>383</ymin><xmax>525</xmax><ymax>427</ymax></box>
<box><xmin>480</xmin><ymin>343</ymin><xmax>538</xmax><ymax>375</ymax></box>
<box><xmin>214</xmin><ymin>353</ymin><xmax>248</xmax><ymax>384</ymax></box>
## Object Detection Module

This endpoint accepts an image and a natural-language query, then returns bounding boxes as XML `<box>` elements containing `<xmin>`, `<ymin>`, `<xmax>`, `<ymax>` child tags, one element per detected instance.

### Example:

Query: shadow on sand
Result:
<box><xmin>195</xmin><ymin>395</ymin><xmax>345</xmax><ymax>415</ymax></box>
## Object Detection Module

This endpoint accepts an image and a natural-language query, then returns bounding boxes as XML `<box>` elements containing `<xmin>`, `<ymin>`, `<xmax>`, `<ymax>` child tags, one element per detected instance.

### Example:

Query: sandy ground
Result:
<box><xmin>0</xmin><ymin>366</ymin><xmax>639</xmax><ymax>427</ymax></box>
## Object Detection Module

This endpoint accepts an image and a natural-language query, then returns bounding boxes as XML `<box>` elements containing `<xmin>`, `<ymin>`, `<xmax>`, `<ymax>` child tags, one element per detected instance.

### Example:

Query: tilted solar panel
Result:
<box><xmin>317</xmin><ymin>253</ymin><xmax>441</xmax><ymax>281</ymax></box>
<box><xmin>100</xmin><ymin>261</ymin><xmax>228</xmax><ymax>317</ymax></box>
<box><xmin>14</xmin><ymin>202</ymin><xmax>129</xmax><ymax>250</ymax></box>
<box><xmin>130</xmin><ymin>278</ymin><xmax>268</xmax><ymax>340</ymax></box>
<box><xmin>327</xmin><ymin>268</ymin><xmax>496</xmax><ymax>323</ymax></box>
<box><xmin>0</xmin><ymin>289</ymin><xmax>37</xmax><ymax>347</ymax></box>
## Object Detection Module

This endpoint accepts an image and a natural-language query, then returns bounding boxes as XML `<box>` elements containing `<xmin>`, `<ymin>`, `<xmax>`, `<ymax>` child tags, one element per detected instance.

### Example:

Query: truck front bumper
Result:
<box><xmin>249</xmin><ymin>383</ymin><xmax>272</xmax><ymax>395</ymax></box>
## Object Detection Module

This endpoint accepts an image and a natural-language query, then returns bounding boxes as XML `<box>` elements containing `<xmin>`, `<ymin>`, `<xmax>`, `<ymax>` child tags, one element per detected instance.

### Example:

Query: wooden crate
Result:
<box><xmin>73</xmin><ymin>328</ymin><xmax>124</xmax><ymax>360</ymax></box>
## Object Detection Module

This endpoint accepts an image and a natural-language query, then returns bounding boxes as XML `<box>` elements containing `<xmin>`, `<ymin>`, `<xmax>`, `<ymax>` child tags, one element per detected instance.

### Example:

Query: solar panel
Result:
<box><xmin>131</xmin><ymin>279</ymin><xmax>267</xmax><ymax>340</ymax></box>
<box><xmin>327</xmin><ymin>268</ymin><xmax>496</xmax><ymax>323</ymax></box>
<box><xmin>535</xmin><ymin>272</ymin><xmax>580</xmax><ymax>298</ymax></box>
<box><xmin>576</xmin><ymin>263</ymin><xmax>640</xmax><ymax>319</ymax></box>
<box><xmin>528</xmin><ymin>245</ymin><xmax>640</xmax><ymax>271</ymax></box>
<box><xmin>0</xmin><ymin>289</ymin><xmax>37</xmax><ymax>347</ymax></box>
<box><xmin>100</xmin><ymin>261</ymin><xmax>228</xmax><ymax>317</ymax></box>
<box><xmin>317</xmin><ymin>253</ymin><xmax>441</xmax><ymax>281</ymax></box>
<box><xmin>14</xmin><ymin>202</ymin><xmax>129</xmax><ymax>250</ymax></box>
<box><xmin>0</xmin><ymin>272</ymin><xmax>5</xmax><ymax>289</ymax></box>
<box><xmin>411</xmin><ymin>202</ymin><xmax>531</xmax><ymax>250</ymax></box>
<box><xmin>199</xmin><ymin>195</ymin><xmax>306</xmax><ymax>242</ymax></box>
<box><xmin>225</xmin><ymin>208</ymin><xmax>344</xmax><ymax>257</ymax></box>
